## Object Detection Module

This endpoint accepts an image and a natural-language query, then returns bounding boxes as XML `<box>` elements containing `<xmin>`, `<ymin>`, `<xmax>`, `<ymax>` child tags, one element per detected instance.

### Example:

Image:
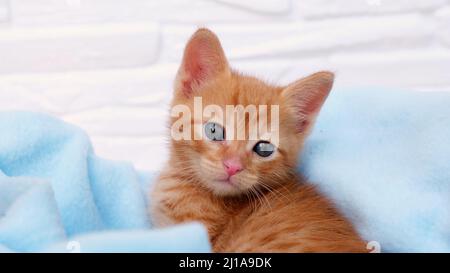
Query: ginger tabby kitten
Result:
<box><xmin>150</xmin><ymin>28</ymin><xmax>366</xmax><ymax>252</ymax></box>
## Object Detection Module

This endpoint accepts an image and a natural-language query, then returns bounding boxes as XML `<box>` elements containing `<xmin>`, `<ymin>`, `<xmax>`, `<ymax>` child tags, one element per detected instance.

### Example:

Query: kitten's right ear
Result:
<box><xmin>175</xmin><ymin>28</ymin><xmax>230</xmax><ymax>97</ymax></box>
<box><xmin>281</xmin><ymin>71</ymin><xmax>334</xmax><ymax>134</ymax></box>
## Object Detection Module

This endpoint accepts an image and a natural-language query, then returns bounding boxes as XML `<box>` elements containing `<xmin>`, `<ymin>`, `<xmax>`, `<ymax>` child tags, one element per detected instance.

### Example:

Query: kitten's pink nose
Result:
<box><xmin>223</xmin><ymin>158</ymin><xmax>243</xmax><ymax>177</ymax></box>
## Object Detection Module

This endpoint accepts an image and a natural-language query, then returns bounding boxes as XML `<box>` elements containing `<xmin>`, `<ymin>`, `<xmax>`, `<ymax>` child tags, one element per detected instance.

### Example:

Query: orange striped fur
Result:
<box><xmin>150</xmin><ymin>28</ymin><xmax>366</xmax><ymax>252</ymax></box>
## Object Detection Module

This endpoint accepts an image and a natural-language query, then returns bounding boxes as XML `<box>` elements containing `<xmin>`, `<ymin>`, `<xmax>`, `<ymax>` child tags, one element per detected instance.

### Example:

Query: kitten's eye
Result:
<box><xmin>204</xmin><ymin>122</ymin><xmax>225</xmax><ymax>141</ymax></box>
<box><xmin>253</xmin><ymin>141</ymin><xmax>275</xmax><ymax>157</ymax></box>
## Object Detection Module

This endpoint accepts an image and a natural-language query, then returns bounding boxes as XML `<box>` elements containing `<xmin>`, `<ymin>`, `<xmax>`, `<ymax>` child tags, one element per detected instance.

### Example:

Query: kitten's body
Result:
<box><xmin>151</xmin><ymin>168</ymin><xmax>364</xmax><ymax>252</ymax></box>
<box><xmin>150</xmin><ymin>29</ymin><xmax>366</xmax><ymax>252</ymax></box>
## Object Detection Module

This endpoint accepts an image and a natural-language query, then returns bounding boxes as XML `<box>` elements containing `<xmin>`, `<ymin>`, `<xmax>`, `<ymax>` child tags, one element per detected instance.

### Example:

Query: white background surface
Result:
<box><xmin>0</xmin><ymin>0</ymin><xmax>449</xmax><ymax>171</ymax></box>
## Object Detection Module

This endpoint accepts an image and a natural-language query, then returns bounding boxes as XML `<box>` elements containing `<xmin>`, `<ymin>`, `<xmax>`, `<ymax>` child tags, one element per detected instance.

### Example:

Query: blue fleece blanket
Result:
<box><xmin>0</xmin><ymin>112</ymin><xmax>210</xmax><ymax>253</ymax></box>
<box><xmin>301</xmin><ymin>88</ymin><xmax>450</xmax><ymax>252</ymax></box>
<box><xmin>1</xmin><ymin>88</ymin><xmax>449</xmax><ymax>252</ymax></box>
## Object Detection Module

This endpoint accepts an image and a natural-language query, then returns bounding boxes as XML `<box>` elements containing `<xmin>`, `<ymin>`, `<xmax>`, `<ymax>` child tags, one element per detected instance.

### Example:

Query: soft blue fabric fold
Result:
<box><xmin>0</xmin><ymin>112</ymin><xmax>210</xmax><ymax>253</ymax></box>
<box><xmin>301</xmin><ymin>88</ymin><xmax>450</xmax><ymax>252</ymax></box>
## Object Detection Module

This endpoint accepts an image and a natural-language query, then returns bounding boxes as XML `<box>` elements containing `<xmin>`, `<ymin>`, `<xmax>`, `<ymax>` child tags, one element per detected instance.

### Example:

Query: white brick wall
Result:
<box><xmin>0</xmin><ymin>0</ymin><xmax>449</xmax><ymax>171</ymax></box>
<box><xmin>0</xmin><ymin>0</ymin><xmax>8</xmax><ymax>23</ymax></box>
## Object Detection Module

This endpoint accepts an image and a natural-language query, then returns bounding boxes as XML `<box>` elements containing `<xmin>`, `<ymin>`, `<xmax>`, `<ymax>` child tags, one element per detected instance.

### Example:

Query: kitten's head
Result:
<box><xmin>169</xmin><ymin>28</ymin><xmax>333</xmax><ymax>196</ymax></box>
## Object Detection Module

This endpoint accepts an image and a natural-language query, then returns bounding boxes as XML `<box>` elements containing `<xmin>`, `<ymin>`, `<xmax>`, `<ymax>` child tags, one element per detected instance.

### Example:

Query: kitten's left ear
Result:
<box><xmin>175</xmin><ymin>28</ymin><xmax>230</xmax><ymax>97</ymax></box>
<box><xmin>281</xmin><ymin>71</ymin><xmax>334</xmax><ymax>134</ymax></box>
